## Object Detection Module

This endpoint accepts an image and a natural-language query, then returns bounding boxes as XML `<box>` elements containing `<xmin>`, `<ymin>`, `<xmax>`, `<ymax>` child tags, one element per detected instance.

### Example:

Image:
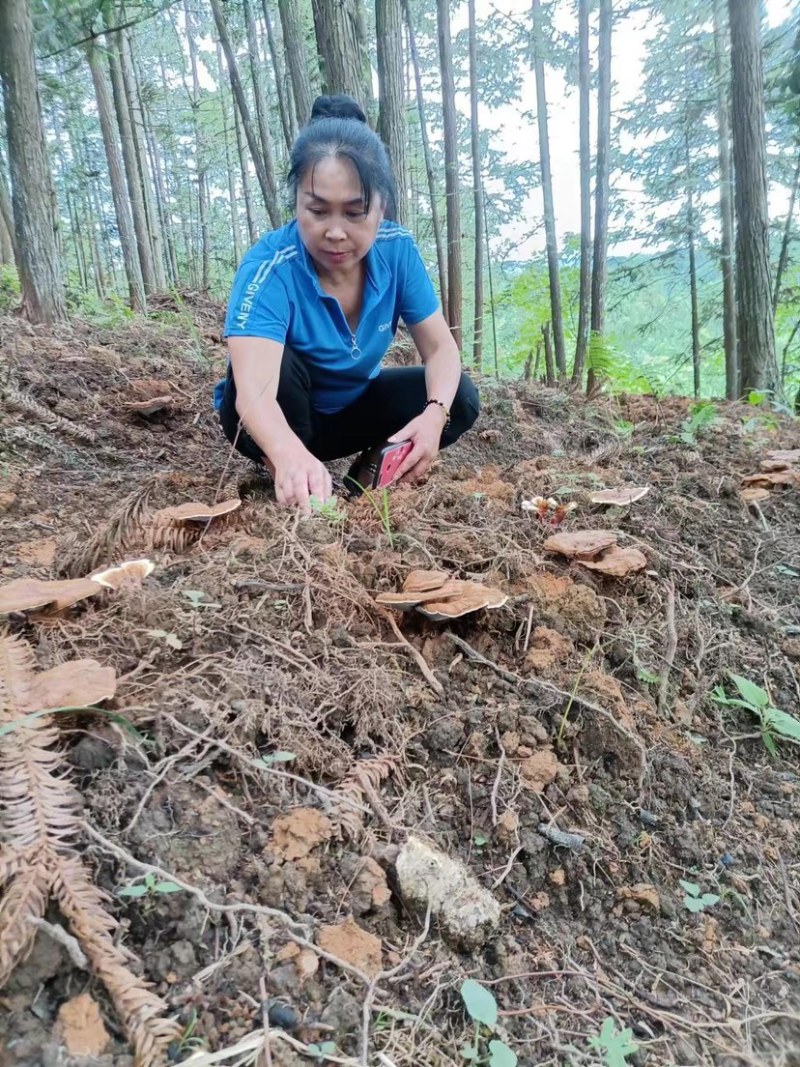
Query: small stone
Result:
<box><xmin>500</xmin><ymin>731</ymin><xmax>520</xmax><ymax>755</ymax></box>
<box><xmin>519</xmin><ymin>749</ymin><xmax>559</xmax><ymax>792</ymax></box>
<box><xmin>56</xmin><ymin>994</ymin><xmax>109</xmax><ymax>1057</ymax></box>
<box><xmin>496</xmin><ymin>809</ymin><xmax>519</xmax><ymax>843</ymax></box>
<box><xmin>548</xmin><ymin>868</ymin><xmax>566</xmax><ymax>887</ymax></box>
<box><xmin>266</xmin><ymin>1001</ymin><xmax>299</xmax><ymax>1031</ymax></box>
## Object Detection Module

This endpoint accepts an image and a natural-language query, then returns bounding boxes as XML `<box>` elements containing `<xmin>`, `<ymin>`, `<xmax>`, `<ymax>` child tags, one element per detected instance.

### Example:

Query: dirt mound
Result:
<box><xmin>1</xmin><ymin>306</ymin><xmax>800</xmax><ymax>1067</ymax></box>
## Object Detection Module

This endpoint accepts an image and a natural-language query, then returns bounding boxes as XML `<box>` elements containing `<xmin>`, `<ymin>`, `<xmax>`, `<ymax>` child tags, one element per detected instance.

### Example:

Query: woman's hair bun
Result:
<box><xmin>310</xmin><ymin>94</ymin><xmax>367</xmax><ymax>125</ymax></box>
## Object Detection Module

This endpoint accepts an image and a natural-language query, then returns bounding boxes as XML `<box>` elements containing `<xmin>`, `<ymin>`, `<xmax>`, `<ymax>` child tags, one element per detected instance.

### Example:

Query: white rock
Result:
<box><xmin>395</xmin><ymin>835</ymin><xmax>501</xmax><ymax>950</ymax></box>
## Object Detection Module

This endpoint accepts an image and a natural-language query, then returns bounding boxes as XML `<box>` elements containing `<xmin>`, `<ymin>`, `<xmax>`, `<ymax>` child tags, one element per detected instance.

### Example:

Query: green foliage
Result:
<box><xmin>588</xmin><ymin>1017</ymin><xmax>639</xmax><ymax>1067</ymax></box>
<box><xmin>680</xmin><ymin>879</ymin><xmax>720</xmax><ymax>913</ymax></box>
<box><xmin>460</xmin><ymin>980</ymin><xmax>498</xmax><ymax>1028</ymax></box>
<box><xmin>118</xmin><ymin>872</ymin><xmax>183</xmax><ymax>899</ymax></box>
<box><xmin>309</xmin><ymin>495</ymin><xmax>346</xmax><ymax>524</ymax></box>
<box><xmin>488</xmin><ymin>1040</ymin><xmax>518</xmax><ymax>1066</ymax></box>
<box><xmin>258</xmin><ymin>751</ymin><xmax>297</xmax><ymax>765</ymax></box>
<box><xmin>307</xmin><ymin>1042</ymin><xmax>339</xmax><ymax>1060</ymax></box>
<box><xmin>0</xmin><ymin>264</ymin><xmax>19</xmax><ymax>311</ymax></box>
<box><xmin>676</xmin><ymin>401</ymin><xmax>719</xmax><ymax>445</ymax></box>
<box><xmin>712</xmin><ymin>673</ymin><xmax>800</xmax><ymax>756</ymax></box>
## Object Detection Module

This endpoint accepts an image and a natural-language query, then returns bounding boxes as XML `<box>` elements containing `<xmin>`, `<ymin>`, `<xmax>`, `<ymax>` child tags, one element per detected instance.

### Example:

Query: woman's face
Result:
<box><xmin>296</xmin><ymin>155</ymin><xmax>383</xmax><ymax>275</ymax></box>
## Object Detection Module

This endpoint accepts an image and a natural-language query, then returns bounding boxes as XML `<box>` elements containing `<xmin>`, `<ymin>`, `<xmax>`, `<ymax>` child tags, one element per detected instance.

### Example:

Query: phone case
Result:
<box><xmin>354</xmin><ymin>440</ymin><xmax>413</xmax><ymax>491</ymax></box>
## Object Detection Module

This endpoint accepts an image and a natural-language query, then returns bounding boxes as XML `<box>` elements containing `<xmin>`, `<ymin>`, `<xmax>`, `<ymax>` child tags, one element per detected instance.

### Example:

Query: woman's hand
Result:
<box><xmin>272</xmin><ymin>443</ymin><xmax>333</xmax><ymax>514</ymax></box>
<box><xmin>390</xmin><ymin>405</ymin><xmax>448</xmax><ymax>483</ymax></box>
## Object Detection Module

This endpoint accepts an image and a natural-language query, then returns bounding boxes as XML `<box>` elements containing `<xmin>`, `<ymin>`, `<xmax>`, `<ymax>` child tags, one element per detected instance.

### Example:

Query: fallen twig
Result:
<box><xmin>538</xmin><ymin>823</ymin><xmax>585</xmax><ymax>851</ymax></box>
<box><xmin>657</xmin><ymin>579</ymin><xmax>678</xmax><ymax>717</ymax></box>
<box><xmin>381</xmin><ymin>610</ymin><xmax>445</xmax><ymax>699</ymax></box>
<box><xmin>27</xmin><ymin>917</ymin><xmax>88</xmax><ymax>969</ymax></box>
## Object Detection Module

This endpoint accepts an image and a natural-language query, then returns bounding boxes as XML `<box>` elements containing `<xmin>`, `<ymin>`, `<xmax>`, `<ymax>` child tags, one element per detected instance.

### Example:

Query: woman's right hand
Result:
<box><xmin>272</xmin><ymin>444</ymin><xmax>333</xmax><ymax>514</ymax></box>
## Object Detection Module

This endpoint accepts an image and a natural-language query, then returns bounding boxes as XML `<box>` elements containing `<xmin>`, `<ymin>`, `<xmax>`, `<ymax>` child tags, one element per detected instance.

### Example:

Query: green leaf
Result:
<box><xmin>182</xmin><ymin>589</ymin><xmax>207</xmax><ymax>606</ymax></box>
<box><xmin>679</xmin><ymin>880</ymin><xmax>701</xmax><ymax>897</ymax></box>
<box><xmin>259</xmin><ymin>751</ymin><xmax>297</xmax><ymax>765</ymax></box>
<box><xmin>154</xmin><ymin>881</ymin><xmax>183</xmax><ymax>894</ymax></box>
<box><xmin>762</xmin><ymin>728</ymin><xmax>779</xmax><ymax>757</ymax></box>
<box><xmin>460</xmin><ymin>979</ymin><xmax>498</xmax><ymax>1028</ymax></box>
<box><xmin>118</xmin><ymin>883</ymin><xmax>148</xmax><ymax>898</ymax></box>
<box><xmin>460</xmin><ymin>1046</ymin><xmax>479</xmax><ymax>1061</ymax></box>
<box><xmin>489</xmin><ymin>1040</ymin><xmax>518</xmax><ymax>1066</ymax></box>
<box><xmin>729</xmin><ymin>673</ymin><xmax>769</xmax><ymax>708</ymax></box>
<box><xmin>588</xmin><ymin>1016</ymin><xmax>639</xmax><ymax>1066</ymax></box>
<box><xmin>473</xmin><ymin>831</ymin><xmax>489</xmax><ymax>846</ymax></box>
<box><xmin>684</xmin><ymin>895</ymin><xmax>706</xmax><ymax>913</ymax></box>
<box><xmin>764</xmin><ymin>707</ymin><xmax>800</xmax><ymax>745</ymax></box>
<box><xmin>0</xmin><ymin>705</ymin><xmax>145</xmax><ymax>743</ymax></box>
<box><xmin>699</xmin><ymin>894</ymin><xmax>720</xmax><ymax>908</ymax></box>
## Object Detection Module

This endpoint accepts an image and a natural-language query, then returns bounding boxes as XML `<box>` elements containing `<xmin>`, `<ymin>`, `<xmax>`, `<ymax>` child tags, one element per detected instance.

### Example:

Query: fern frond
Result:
<box><xmin>330</xmin><ymin>756</ymin><xmax>397</xmax><ymax>841</ymax></box>
<box><xmin>63</xmin><ymin>482</ymin><xmax>154</xmax><ymax>577</ymax></box>
<box><xmin>0</xmin><ymin>856</ymin><xmax>50</xmax><ymax>986</ymax></box>
<box><xmin>53</xmin><ymin>853</ymin><xmax>181</xmax><ymax>1066</ymax></box>
<box><xmin>4</xmin><ymin>386</ymin><xmax>96</xmax><ymax>444</ymax></box>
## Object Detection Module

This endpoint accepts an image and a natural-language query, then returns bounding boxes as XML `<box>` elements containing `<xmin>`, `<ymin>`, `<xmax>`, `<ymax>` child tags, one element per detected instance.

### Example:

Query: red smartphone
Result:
<box><xmin>354</xmin><ymin>440</ymin><xmax>413</xmax><ymax>491</ymax></box>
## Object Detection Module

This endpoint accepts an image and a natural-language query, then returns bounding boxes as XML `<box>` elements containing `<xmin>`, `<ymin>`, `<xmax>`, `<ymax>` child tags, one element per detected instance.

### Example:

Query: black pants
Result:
<box><xmin>219</xmin><ymin>345</ymin><xmax>480</xmax><ymax>464</ymax></box>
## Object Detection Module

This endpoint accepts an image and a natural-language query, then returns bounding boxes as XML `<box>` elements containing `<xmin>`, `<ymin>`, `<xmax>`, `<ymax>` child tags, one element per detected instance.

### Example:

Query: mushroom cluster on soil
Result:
<box><xmin>543</xmin><ymin>530</ymin><xmax>647</xmax><ymax>577</ymax></box>
<box><xmin>740</xmin><ymin>450</ymin><xmax>800</xmax><ymax>504</ymax></box>
<box><xmin>375</xmin><ymin>569</ymin><xmax>508</xmax><ymax>621</ymax></box>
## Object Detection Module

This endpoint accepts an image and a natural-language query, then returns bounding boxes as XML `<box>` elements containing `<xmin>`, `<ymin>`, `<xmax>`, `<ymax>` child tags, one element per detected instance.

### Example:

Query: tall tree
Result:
<box><xmin>107</xmin><ymin>23</ymin><xmax>157</xmax><ymax>293</ymax></box>
<box><xmin>262</xmin><ymin>0</ymin><xmax>296</xmax><ymax>149</ymax></box>
<box><xmin>587</xmin><ymin>0</ymin><xmax>612</xmax><ymax>394</ymax></box>
<box><xmin>468</xmin><ymin>0</ymin><xmax>485</xmax><ymax>369</ymax></box>
<box><xmin>87</xmin><ymin>39</ymin><xmax>146</xmax><ymax>311</ymax></box>
<box><xmin>183</xmin><ymin>0</ymin><xmax>211</xmax><ymax>288</ymax></box>
<box><xmin>376</xmin><ymin>0</ymin><xmax>408</xmax><ymax>224</ymax></box>
<box><xmin>0</xmin><ymin>151</ymin><xmax>17</xmax><ymax>267</ymax></box>
<box><xmin>713</xmin><ymin>0</ymin><xmax>739</xmax><ymax>399</ymax></box>
<box><xmin>0</xmin><ymin>0</ymin><xmax>66</xmax><ymax>322</ymax></box>
<box><xmin>280</xmin><ymin>0</ymin><xmax>314</xmax><ymax>125</ymax></box>
<box><xmin>244</xmin><ymin>0</ymin><xmax>281</xmax><ymax>228</ymax></box>
<box><xmin>532</xmin><ymin>0</ymin><xmax>566</xmax><ymax>378</ymax></box>
<box><xmin>312</xmin><ymin>0</ymin><xmax>374</xmax><ymax>117</ymax></box>
<box><xmin>212</xmin><ymin>0</ymin><xmax>281</xmax><ymax>228</ymax></box>
<box><xmin>729</xmin><ymin>0</ymin><xmax>781</xmax><ymax>395</ymax></box>
<box><xmin>404</xmin><ymin>0</ymin><xmax>447</xmax><ymax>309</ymax></box>
<box><xmin>572</xmin><ymin>0</ymin><xmax>592</xmax><ymax>383</ymax></box>
<box><xmin>437</xmin><ymin>0</ymin><xmax>462</xmax><ymax>346</ymax></box>
<box><xmin>773</xmin><ymin>148</ymin><xmax>800</xmax><ymax>312</ymax></box>
<box><xmin>684</xmin><ymin>124</ymin><xmax>701</xmax><ymax>397</ymax></box>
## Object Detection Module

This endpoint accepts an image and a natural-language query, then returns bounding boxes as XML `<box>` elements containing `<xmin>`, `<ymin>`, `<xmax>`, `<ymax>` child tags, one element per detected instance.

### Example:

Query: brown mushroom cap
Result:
<box><xmin>543</xmin><ymin>530</ymin><xmax>618</xmax><ymax>560</ymax></box>
<box><xmin>153</xmin><ymin>499</ymin><xmax>242</xmax><ymax>523</ymax></box>
<box><xmin>28</xmin><ymin>659</ymin><xmax>117</xmax><ymax>711</ymax></box>
<box><xmin>402</xmin><ymin>569</ymin><xmax>450</xmax><ymax>593</ymax></box>
<box><xmin>90</xmin><ymin>559</ymin><xmax>155</xmax><ymax>590</ymax></box>
<box><xmin>0</xmin><ymin>577</ymin><xmax>103</xmax><ymax>615</ymax></box>
<box><xmin>416</xmin><ymin>583</ymin><xmax>508</xmax><ymax>621</ymax></box>
<box><xmin>579</xmin><ymin>545</ymin><xmax>647</xmax><ymax>577</ymax></box>
<box><xmin>740</xmin><ymin>486</ymin><xmax>771</xmax><ymax>504</ymax></box>
<box><xmin>376</xmin><ymin>580</ymin><xmax>464</xmax><ymax>610</ymax></box>
<box><xmin>765</xmin><ymin>449</ymin><xmax>800</xmax><ymax>465</ymax></box>
<box><xmin>125</xmin><ymin>396</ymin><xmax>173</xmax><ymax>415</ymax></box>
<box><xmin>589</xmin><ymin>486</ymin><xmax>650</xmax><ymax>506</ymax></box>
<box><xmin>741</xmin><ymin>471</ymin><xmax>800</xmax><ymax>489</ymax></box>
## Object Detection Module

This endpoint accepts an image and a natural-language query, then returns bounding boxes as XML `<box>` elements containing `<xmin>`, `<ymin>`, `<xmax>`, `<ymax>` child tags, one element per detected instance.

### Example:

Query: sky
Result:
<box><xmin>466</xmin><ymin>0</ymin><xmax>797</xmax><ymax>258</ymax></box>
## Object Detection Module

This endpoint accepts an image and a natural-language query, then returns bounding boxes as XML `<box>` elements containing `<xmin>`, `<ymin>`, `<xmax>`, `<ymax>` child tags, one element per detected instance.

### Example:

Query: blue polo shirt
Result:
<box><xmin>216</xmin><ymin>219</ymin><xmax>440</xmax><ymax>414</ymax></box>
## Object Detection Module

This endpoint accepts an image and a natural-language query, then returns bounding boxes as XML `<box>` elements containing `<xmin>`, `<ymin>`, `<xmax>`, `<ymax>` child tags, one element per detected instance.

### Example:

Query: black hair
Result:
<box><xmin>288</xmin><ymin>94</ymin><xmax>397</xmax><ymax>220</ymax></box>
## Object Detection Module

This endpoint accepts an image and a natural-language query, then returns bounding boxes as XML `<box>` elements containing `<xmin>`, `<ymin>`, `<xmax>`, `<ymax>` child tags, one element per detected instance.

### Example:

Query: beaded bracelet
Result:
<box><xmin>424</xmin><ymin>398</ymin><xmax>451</xmax><ymax>428</ymax></box>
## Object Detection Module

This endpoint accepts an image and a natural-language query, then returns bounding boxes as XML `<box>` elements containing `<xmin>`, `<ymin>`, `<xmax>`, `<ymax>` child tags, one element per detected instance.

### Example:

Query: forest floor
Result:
<box><xmin>1</xmin><ymin>296</ymin><xmax>800</xmax><ymax>1067</ymax></box>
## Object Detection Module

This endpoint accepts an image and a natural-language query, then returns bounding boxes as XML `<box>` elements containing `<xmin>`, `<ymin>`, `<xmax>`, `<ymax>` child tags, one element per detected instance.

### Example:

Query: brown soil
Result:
<box><xmin>2</xmin><ymin>299</ymin><xmax>800</xmax><ymax>1067</ymax></box>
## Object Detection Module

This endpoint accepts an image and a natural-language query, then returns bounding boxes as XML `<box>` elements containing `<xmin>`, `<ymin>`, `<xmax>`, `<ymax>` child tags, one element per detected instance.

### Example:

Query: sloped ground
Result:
<box><xmin>1</xmin><ymin>298</ymin><xmax>800</xmax><ymax>1067</ymax></box>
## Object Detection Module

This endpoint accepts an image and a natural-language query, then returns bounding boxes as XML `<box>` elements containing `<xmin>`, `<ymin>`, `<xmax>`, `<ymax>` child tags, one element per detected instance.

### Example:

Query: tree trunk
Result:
<box><xmin>436</xmin><ymin>0</ymin><xmax>462</xmax><ymax>348</ymax></box>
<box><xmin>404</xmin><ymin>0</ymin><xmax>447</xmax><ymax>311</ymax></box>
<box><xmin>312</xmin><ymin>0</ymin><xmax>373</xmax><ymax>118</ymax></box>
<box><xmin>587</xmin><ymin>0</ymin><xmax>612</xmax><ymax>395</ymax></box>
<box><xmin>573</xmin><ymin>0</ymin><xmax>592</xmax><ymax>383</ymax></box>
<box><xmin>279</xmin><ymin>0</ymin><xmax>314</xmax><ymax>125</ymax></box>
<box><xmin>87</xmin><ymin>40</ymin><xmax>146</xmax><ymax>311</ymax></box>
<box><xmin>107</xmin><ymin>25</ymin><xmax>157</xmax><ymax>293</ymax></box>
<box><xmin>244</xmin><ymin>0</ymin><xmax>281</xmax><ymax>233</ymax></box>
<box><xmin>532</xmin><ymin>0</ymin><xmax>566</xmax><ymax>379</ymax></box>
<box><xmin>468</xmin><ymin>0</ymin><xmax>484</xmax><ymax>370</ymax></box>
<box><xmin>212</xmin><ymin>0</ymin><xmax>281</xmax><ymax>228</ymax></box>
<box><xmin>377</xmin><ymin>0</ymin><xmax>408</xmax><ymax>224</ymax></box>
<box><xmin>713</xmin><ymin>0</ymin><xmax>739</xmax><ymax>400</ymax></box>
<box><xmin>0</xmin><ymin>153</ymin><xmax>18</xmax><ymax>266</ymax></box>
<box><xmin>217</xmin><ymin>41</ymin><xmax>243</xmax><ymax>266</ymax></box>
<box><xmin>145</xmin><ymin>53</ymin><xmax>180</xmax><ymax>286</ymax></box>
<box><xmin>235</xmin><ymin>95</ymin><xmax>259</xmax><ymax>244</ymax></box>
<box><xmin>773</xmin><ymin>146</ymin><xmax>800</xmax><ymax>313</ymax></box>
<box><xmin>685</xmin><ymin>129</ymin><xmax>701</xmax><ymax>398</ymax></box>
<box><xmin>185</xmin><ymin>0</ymin><xmax>212</xmax><ymax>288</ymax></box>
<box><xmin>542</xmin><ymin>322</ymin><xmax>555</xmax><ymax>386</ymax></box>
<box><xmin>0</xmin><ymin>0</ymin><xmax>66</xmax><ymax>323</ymax></box>
<box><xmin>729</xmin><ymin>0</ymin><xmax>780</xmax><ymax>396</ymax></box>
<box><xmin>262</xmin><ymin>0</ymin><xmax>296</xmax><ymax>150</ymax></box>
<box><xmin>122</xmin><ymin>31</ymin><xmax>167</xmax><ymax>289</ymax></box>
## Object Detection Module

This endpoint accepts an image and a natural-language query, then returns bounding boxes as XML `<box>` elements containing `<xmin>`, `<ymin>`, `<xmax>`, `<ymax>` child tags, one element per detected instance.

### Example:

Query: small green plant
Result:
<box><xmin>0</xmin><ymin>263</ymin><xmax>20</xmax><ymax>311</ymax></box>
<box><xmin>712</xmin><ymin>673</ymin><xmax>800</xmax><ymax>756</ymax></box>
<box><xmin>146</xmin><ymin>628</ymin><xmax>183</xmax><ymax>650</ymax></box>
<box><xmin>118</xmin><ymin>872</ymin><xmax>183</xmax><ymax>900</ymax></box>
<box><xmin>614</xmin><ymin>419</ymin><xmax>635</xmax><ymax>438</ymax></box>
<box><xmin>170</xmin><ymin>1011</ymin><xmax>206</xmax><ymax>1057</ymax></box>
<box><xmin>307</xmin><ymin>1041</ymin><xmax>338</xmax><ymax>1060</ymax></box>
<box><xmin>460</xmin><ymin>980</ymin><xmax>517</xmax><ymax>1066</ymax></box>
<box><xmin>360</xmin><ymin>485</ymin><xmax>395</xmax><ymax>549</ymax></box>
<box><xmin>680</xmin><ymin>879</ymin><xmax>720</xmax><ymax>913</ymax></box>
<box><xmin>257</xmin><ymin>750</ymin><xmax>297</xmax><ymax>766</ymax></box>
<box><xmin>588</xmin><ymin>1017</ymin><xmax>639</xmax><ymax>1066</ymax></box>
<box><xmin>181</xmin><ymin>588</ymin><xmax>220</xmax><ymax>608</ymax></box>
<box><xmin>309</xmin><ymin>495</ymin><xmax>346</xmax><ymax>524</ymax></box>
<box><xmin>676</xmin><ymin>400</ymin><xmax>719</xmax><ymax>446</ymax></box>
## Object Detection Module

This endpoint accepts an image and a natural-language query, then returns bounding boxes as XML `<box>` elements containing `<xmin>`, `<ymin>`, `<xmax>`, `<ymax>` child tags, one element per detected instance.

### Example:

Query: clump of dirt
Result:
<box><xmin>2</xmin><ymin>301</ymin><xmax>800</xmax><ymax>1067</ymax></box>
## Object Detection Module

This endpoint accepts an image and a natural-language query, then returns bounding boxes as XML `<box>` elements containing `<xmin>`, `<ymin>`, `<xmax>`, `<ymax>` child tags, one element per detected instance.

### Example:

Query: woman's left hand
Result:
<box><xmin>389</xmin><ymin>405</ymin><xmax>448</xmax><ymax>483</ymax></box>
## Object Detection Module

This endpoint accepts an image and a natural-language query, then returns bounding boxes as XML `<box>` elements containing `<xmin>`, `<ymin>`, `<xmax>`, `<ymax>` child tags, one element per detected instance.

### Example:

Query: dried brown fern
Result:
<box><xmin>63</xmin><ymin>482</ymin><xmax>155</xmax><ymax>576</ymax></box>
<box><xmin>329</xmin><ymin>756</ymin><xmax>397</xmax><ymax>841</ymax></box>
<box><xmin>0</xmin><ymin>634</ymin><xmax>179</xmax><ymax>1063</ymax></box>
<box><xmin>4</xmin><ymin>386</ymin><xmax>97</xmax><ymax>444</ymax></box>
